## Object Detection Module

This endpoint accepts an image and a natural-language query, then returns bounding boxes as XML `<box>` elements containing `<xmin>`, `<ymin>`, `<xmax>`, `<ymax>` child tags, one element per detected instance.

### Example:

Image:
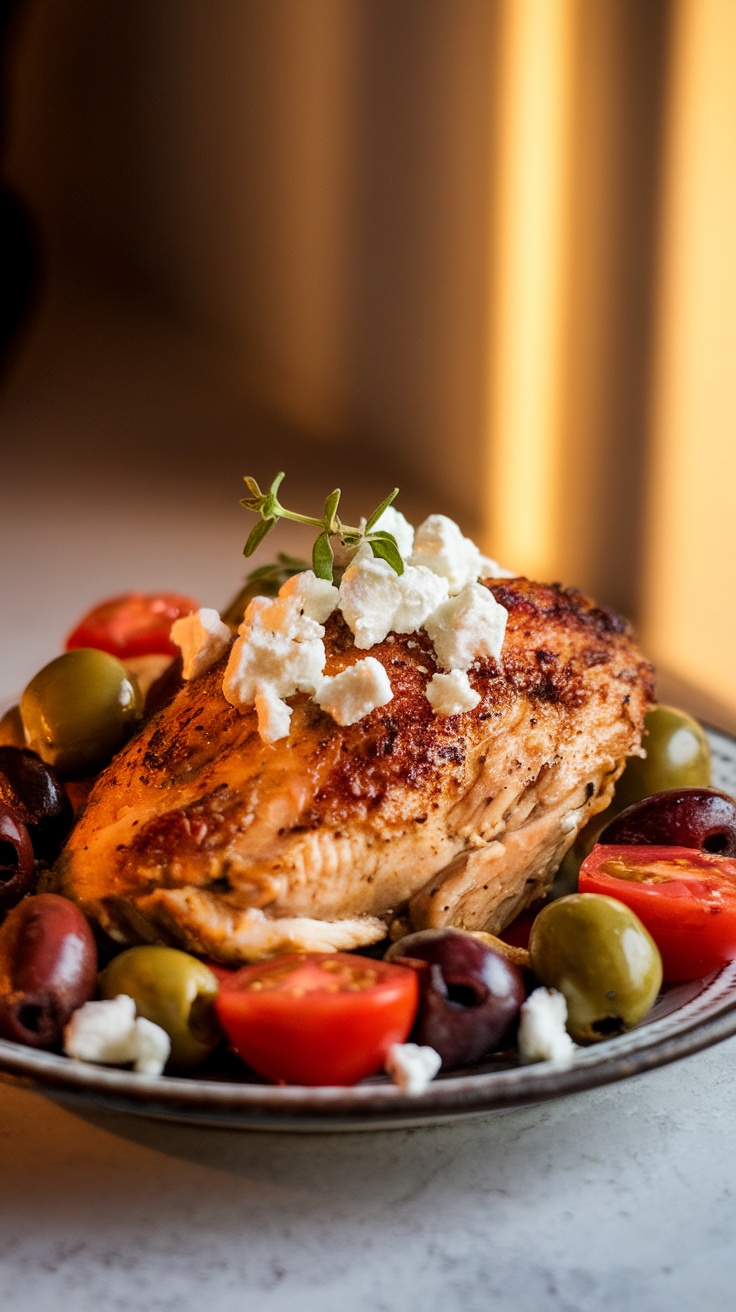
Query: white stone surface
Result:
<box><xmin>1</xmin><ymin>1043</ymin><xmax>736</xmax><ymax>1311</ymax></box>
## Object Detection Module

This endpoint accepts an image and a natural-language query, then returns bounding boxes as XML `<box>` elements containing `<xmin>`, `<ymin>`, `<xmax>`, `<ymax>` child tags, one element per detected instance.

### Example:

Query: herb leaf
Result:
<box><xmin>365</xmin><ymin>488</ymin><xmax>399</xmax><ymax>532</ymax></box>
<box><xmin>239</xmin><ymin>472</ymin><xmax>404</xmax><ymax>578</ymax></box>
<box><xmin>312</xmin><ymin>531</ymin><xmax>335</xmax><ymax>581</ymax></box>
<box><xmin>243</xmin><ymin>516</ymin><xmax>276</xmax><ymax>557</ymax></box>
<box><xmin>323</xmin><ymin>488</ymin><xmax>341</xmax><ymax>530</ymax></box>
<box><xmin>368</xmin><ymin>532</ymin><xmax>405</xmax><ymax>575</ymax></box>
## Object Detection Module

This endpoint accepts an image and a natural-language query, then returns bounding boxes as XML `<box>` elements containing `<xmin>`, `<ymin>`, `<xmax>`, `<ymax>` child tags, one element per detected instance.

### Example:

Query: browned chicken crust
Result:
<box><xmin>54</xmin><ymin>579</ymin><xmax>655</xmax><ymax>963</ymax></box>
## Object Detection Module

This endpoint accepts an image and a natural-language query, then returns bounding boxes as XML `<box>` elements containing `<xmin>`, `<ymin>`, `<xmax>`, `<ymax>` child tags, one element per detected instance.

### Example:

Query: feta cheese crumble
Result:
<box><xmin>426</xmin><ymin>669</ymin><xmax>481</xmax><ymax>716</ymax></box>
<box><xmin>423</xmin><ymin>582</ymin><xmax>508</xmax><ymax>671</ymax></box>
<box><xmin>277</xmin><ymin>570</ymin><xmax>340</xmax><ymax>624</ymax></box>
<box><xmin>254</xmin><ymin>685</ymin><xmax>293</xmax><ymax>744</ymax></box>
<box><xmin>385</xmin><ymin>1042</ymin><xmax>442</xmax><ymax>1094</ymax></box>
<box><xmin>315</xmin><ymin>657</ymin><xmax>393</xmax><ymax>726</ymax></box>
<box><xmin>410</xmin><ymin>514</ymin><xmax>486</xmax><ymax>595</ymax></box>
<box><xmin>338</xmin><ymin>545</ymin><xmax>448</xmax><ymax>649</ymax></box>
<box><xmin>63</xmin><ymin>994</ymin><xmax>172</xmax><ymax>1076</ymax></box>
<box><xmin>222</xmin><ymin>502</ymin><xmax>514</xmax><ymax>737</ymax></box>
<box><xmin>223</xmin><ymin>571</ymin><xmax>339</xmax><ymax>741</ymax></box>
<box><xmin>171</xmin><ymin>608</ymin><xmax>232</xmax><ymax>681</ymax></box>
<box><xmin>131</xmin><ymin>1016</ymin><xmax>173</xmax><ymax>1076</ymax></box>
<box><xmin>517</xmin><ymin>987</ymin><xmax>577</xmax><ymax>1065</ymax></box>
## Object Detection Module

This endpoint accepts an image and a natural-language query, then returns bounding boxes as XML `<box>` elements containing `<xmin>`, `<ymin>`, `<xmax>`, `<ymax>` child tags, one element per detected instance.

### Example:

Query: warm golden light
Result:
<box><xmin>484</xmin><ymin>0</ymin><xmax>574</xmax><ymax>578</ymax></box>
<box><xmin>643</xmin><ymin>0</ymin><xmax>736</xmax><ymax>711</ymax></box>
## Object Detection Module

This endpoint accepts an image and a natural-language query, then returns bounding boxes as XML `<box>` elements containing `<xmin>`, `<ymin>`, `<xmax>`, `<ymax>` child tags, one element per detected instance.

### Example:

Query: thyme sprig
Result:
<box><xmin>240</xmin><ymin>472</ymin><xmax>404</xmax><ymax>583</ymax></box>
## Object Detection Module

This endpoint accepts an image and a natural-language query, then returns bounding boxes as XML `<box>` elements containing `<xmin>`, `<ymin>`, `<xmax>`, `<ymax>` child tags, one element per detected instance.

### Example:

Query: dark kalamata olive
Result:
<box><xmin>0</xmin><ymin>803</ymin><xmax>36</xmax><ymax>911</ymax></box>
<box><xmin>0</xmin><ymin>746</ymin><xmax>73</xmax><ymax>862</ymax></box>
<box><xmin>600</xmin><ymin>787</ymin><xmax>736</xmax><ymax>857</ymax></box>
<box><xmin>0</xmin><ymin>893</ymin><xmax>97</xmax><ymax>1048</ymax></box>
<box><xmin>386</xmin><ymin>928</ymin><xmax>525</xmax><ymax>1069</ymax></box>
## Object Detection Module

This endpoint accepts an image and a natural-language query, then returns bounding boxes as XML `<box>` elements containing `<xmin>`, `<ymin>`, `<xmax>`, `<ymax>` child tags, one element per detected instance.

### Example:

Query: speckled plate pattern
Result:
<box><xmin>1</xmin><ymin>722</ymin><xmax>736</xmax><ymax>1131</ymax></box>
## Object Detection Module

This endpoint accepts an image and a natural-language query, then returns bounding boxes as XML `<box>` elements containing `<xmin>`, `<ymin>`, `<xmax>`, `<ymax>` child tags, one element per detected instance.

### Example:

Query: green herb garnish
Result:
<box><xmin>240</xmin><ymin>472</ymin><xmax>404</xmax><ymax>583</ymax></box>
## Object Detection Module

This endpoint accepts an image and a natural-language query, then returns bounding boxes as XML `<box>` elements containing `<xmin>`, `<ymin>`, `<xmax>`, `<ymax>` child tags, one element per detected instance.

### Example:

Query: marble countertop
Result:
<box><xmin>2</xmin><ymin>285</ymin><xmax>735</xmax><ymax>1311</ymax></box>
<box><xmin>2</xmin><ymin>1042</ymin><xmax>736</xmax><ymax>1312</ymax></box>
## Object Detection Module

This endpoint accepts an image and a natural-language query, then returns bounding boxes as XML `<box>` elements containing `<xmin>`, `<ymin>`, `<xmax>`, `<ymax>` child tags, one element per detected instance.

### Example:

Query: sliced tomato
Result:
<box><xmin>214</xmin><ymin>952</ymin><xmax>419</xmax><ymax>1086</ymax></box>
<box><xmin>579</xmin><ymin>844</ymin><xmax>736</xmax><ymax>982</ymax></box>
<box><xmin>65</xmin><ymin>592</ymin><xmax>198</xmax><ymax>660</ymax></box>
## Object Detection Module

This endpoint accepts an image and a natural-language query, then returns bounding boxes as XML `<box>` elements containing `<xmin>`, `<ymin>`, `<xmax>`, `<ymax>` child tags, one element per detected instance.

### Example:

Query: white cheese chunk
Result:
<box><xmin>423</xmin><ymin>582</ymin><xmax>508</xmax><ymax>671</ymax></box>
<box><xmin>371</xmin><ymin>506</ymin><xmax>415</xmax><ymax>559</ymax></box>
<box><xmin>277</xmin><ymin>569</ymin><xmax>339</xmax><ymax>624</ymax></box>
<box><xmin>254</xmin><ymin>685</ymin><xmax>293</xmax><ymax>744</ymax></box>
<box><xmin>338</xmin><ymin>546</ymin><xmax>448</xmax><ymax>649</ymax></box>
<box><xmin>223</xmin><ymin>572</ymin><xmax>337</xmax><ymax>739</ymax></box>
<box><xmin>171</xmin><ymin>608</ymin><xmax>232</xmax><ymax>681</ymax></box>
<box><xmin>315</xmin><ymin>656</ymin><xmax>393</xmax><ymax>725</ymax></box>
<box><xmin>223</xmin><ymin>606</ymin><xmax>325</xmax><ymax>718</ymax></box>
<box><xmin>385</xmin><ymin>1043</ymin><xmax>442</xmax><ymax>1094</ymax></box>
<box><xmin>410</xmin><ymin>514</ymin><xmax>486</xmax><ymax>595</ymax></box>
<box><xmin>133</xmin><ymin>1016</ymin><xmax>172</xmax><ymax>1076</ymax></box>
<box><xmin>426</xmin><ymin>669</ymin><xmax>481</xmax><ymax>716</ymax></box>
<box><xmin>63</xmin><ymin>995</ymin><xmax>171</xmax><ymax>1076</ymax></box>
<box><xmin>517</xmin><ymin>988</ymin><xmax>577</xmax><ymax>1065</ymax></box>
<box><xmin>64</xmin><ymin>994</ymin><xmax>140</xmax><ymax>1066</ymax></box>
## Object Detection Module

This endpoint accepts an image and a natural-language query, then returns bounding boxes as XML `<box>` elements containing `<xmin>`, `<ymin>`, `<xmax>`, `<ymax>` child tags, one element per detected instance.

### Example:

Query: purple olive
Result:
<box><xmin>0</xmin><ymin>747</ymin><xmax>73</xmax><ymax>863</ymax></box>
<box><xmin>386</xmin><ymin>928</ymin><xmax>525</xmax><ymax>1069</ymax></box>
<box><xmin>599</xmin><ymin>787</ymin><xmax>736</xmax><ymax>857</ymax></box>
<box><xmin>0</xmin><ymin>803</ymin><xmax>36</xmax><ymax>911</ymax></box>
<box><xmin>0</xmin><ymin>894</ymin><xmax>97</xmax><ymax>1048</ymax></box>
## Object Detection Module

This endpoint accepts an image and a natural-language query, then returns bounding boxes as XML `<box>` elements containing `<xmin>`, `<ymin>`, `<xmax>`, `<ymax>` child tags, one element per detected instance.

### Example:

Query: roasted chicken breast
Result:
<box><xmin>54</xmin><ymin>579</ymin><xmax>654</xmax><ymax>963</ymax></box>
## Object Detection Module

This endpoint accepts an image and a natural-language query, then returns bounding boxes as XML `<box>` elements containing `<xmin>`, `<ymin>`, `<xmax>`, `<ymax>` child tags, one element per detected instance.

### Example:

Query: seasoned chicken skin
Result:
<box><xmin>54</xmin><ymin>579</ymin><xmax>654</xmax><ymax>963</ymax></box>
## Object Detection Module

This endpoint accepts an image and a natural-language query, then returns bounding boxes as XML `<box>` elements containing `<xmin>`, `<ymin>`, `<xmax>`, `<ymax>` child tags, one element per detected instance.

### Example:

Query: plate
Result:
<box><xmin>1</xmin><ymin>719</ymin><xmax>736</xmax><ymax>1132</ymax></box>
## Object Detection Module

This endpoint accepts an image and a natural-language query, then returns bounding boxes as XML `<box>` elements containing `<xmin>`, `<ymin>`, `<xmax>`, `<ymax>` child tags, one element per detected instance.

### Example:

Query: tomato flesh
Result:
<box><xmin>65</xmin><ymin>592</ymin><xmax>198</xmax><ymax>660</ymax></box>
<box><xmin>579</xmin><ymin>844</ymin><xmax>736</xmax><ymax>982</ymax></box>
<box><xmin>215</xmin><ymin>952</ymin><xmax>419</xmax><ymax>1086</ymax></box>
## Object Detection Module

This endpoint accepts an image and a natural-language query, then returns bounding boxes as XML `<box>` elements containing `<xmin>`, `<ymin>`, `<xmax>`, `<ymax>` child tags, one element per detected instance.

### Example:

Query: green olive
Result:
<box><xmin>20</xmin><ymin>649</ymin><xmax>143</xmax><ymax>777</ymax></box>
<box><xmin>0</xmin><ymin>705</ymin><xmax>25</xmax><ymax>749</ymax></box>
<box><xmin>98</xmin><ymin>945</ymin><xmax>221</xmax><ymax>1071</ymax></box>
<box><xmin>614</xmin><ymin>704</ymin><xmax>711</xmax><ymax>810</ymax></box>
<box><xmin>553</xmin><ymin>704</ymin><xmax>712</xmax><ymax>894</ymax></box>
<box><xmin>529</xmin><ymin>893</ymin><xmax>662</xmax><ymax>1043</ymax></box>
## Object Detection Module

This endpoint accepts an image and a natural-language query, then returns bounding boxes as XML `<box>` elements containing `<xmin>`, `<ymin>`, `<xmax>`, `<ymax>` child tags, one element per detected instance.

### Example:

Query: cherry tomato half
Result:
<box><xmin>65</xmin><ymin>592</ymin><xmax>198</xmax><ymax>660</ymax></box>
<box><xmin>579</xmin><ymin>844</ymin><xmax>736</xmax><ymax>982</ymax></box>
<box><xmin>214</xmin><ymin>952</ymin><xmax>419</xmax><ymax>1086</ymax></box>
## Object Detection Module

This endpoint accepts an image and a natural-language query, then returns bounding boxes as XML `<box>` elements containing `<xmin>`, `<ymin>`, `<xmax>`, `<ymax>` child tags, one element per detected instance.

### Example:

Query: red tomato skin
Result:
<box><xmin>65</xmin><ymin>592</ymin><xmax>198</xmax><ymax>660</ymax></box>
<box><xmin>215</xmin><ymin>953</ymin><xmax>419</xmax><ymax>1086</ymax></box>
<box><xmin>579</xmin><ymin>844</ymin><xmax>736</xmax><ymax>982</ymax></box>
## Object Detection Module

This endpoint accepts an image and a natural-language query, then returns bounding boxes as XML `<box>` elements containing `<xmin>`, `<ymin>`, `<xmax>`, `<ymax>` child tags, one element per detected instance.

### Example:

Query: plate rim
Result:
<box><xmin>2</xmin><ymin>966</ymin><xmax>736</xmax><ymax>1128</ymax></box>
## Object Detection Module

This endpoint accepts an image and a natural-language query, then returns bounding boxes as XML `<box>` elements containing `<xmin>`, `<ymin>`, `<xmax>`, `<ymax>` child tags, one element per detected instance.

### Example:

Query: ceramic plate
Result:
<box><xmin>1</xmin><ymin>720</ymin><xmax>736</xmax><ymax>1132</ymax></box>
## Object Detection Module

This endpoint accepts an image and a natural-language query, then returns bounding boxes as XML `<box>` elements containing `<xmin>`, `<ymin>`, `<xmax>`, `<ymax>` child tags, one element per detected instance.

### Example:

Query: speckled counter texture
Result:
<box><xmin>1</xmin><ymin>1043</ymin><xmax>735</xmax><ymax>1312</ymax></box>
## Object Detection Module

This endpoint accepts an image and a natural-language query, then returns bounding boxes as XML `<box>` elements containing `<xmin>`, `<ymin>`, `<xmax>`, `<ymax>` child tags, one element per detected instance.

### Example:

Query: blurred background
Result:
<box><xmin>0</xmin><ymin>0</ymin><xmax>734</xmax><ymax>726</ymax></box>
